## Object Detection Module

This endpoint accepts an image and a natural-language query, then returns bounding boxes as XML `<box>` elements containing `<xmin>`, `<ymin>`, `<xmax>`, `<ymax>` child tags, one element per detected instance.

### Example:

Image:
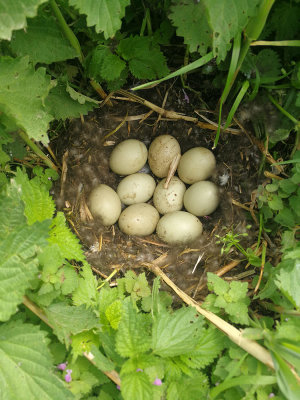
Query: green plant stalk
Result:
<box><xmin>18</xmin><ymin>130</ymin><xmax>59</xmax><ymax>172</ymax></box>
<box><xmin>49</xmin><ymin>0</ymin><xmax>84</xmax><ymax>63</ymax></box>
<box><xmin>221</xmin><ymin>0</ymin><xmax>275</xmax><ymax>105</ymax></box>
<box><xmin>268</xmin><ymin>94</ymin><xmax>299</xmax><ymax>125</ymax></box>
<box><xmin>251</xmin><ymin>40</ymin><xmax>300</xmax><ymax>47</ymax></box>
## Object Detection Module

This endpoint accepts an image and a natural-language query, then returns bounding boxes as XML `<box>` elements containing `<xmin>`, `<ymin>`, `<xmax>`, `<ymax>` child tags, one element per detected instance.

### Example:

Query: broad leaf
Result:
<box><xmin>45</xmin><ymin>82</ymin><xmax>97</xmax><ymax>120</ymax></box>
<box><xmin>275</xmin><ymin>260</ymin><xmax>300</xmax><ymax>308</ymax></box>
<box><xmin>69</xmin><ymin>0</ymin><xmax>130</xmax><ymax>39</ymax></box>
<box><xmin>121</xmin><ymin>371</ymin><xmax>153</xmax><ymax>400</ymax></box>
<box><xmin>0</xmin><ymin>57</ymin><xmax>53</xmax><ymax>144</ymax></box>
<box><xmin>115</xmin><ymin>299</ymin><xmax>152</xmax><ymax>358</ymax></box>
<box><xmin>0</xmin><ymin>0</ymin><xmax>47</xmax><ymax>40</ymax></box>
<box><xmin>0</xmin><ymin>320</ymin><xmax>73</xmax><ymax>399</ymax></box>
<box><xmin>72</xmin><ymin>263</ymin><xmax>98</xmax><ymax>307</ymax></box>
<box><xmin>152</xmin><ymin>307</ymin><xmax>204</xmax><ymax>357</ymax></box>
<box><xmin>45</xmin><ymin>302</ymin><xmax>99</xmax><ymax>345</ymax></box>
<box><xmin>11</xmin><ymin>16</ymin><xmax>78</xmax><ymax>65</ymax></box>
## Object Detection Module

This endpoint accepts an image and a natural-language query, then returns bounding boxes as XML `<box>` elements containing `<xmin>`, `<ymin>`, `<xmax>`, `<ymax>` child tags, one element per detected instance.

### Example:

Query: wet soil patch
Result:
<box><xmin>52</xmin><ymin>87</ymin><xmax>262</xmax><ymax>301</ymax></box>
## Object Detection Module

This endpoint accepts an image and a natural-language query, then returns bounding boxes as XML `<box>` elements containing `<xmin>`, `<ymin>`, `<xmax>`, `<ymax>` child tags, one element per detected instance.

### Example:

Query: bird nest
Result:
<box><xmin>52</xmin><ymin>88</ymin><xmax>264</xmax><ymax>301</ymax></box>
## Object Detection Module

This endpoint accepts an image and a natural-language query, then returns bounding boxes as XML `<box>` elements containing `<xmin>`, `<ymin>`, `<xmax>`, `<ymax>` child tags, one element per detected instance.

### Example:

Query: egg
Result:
<box><xmin>153</xmin><ymin>177</ymin><xmax>186</xmax><ymax>214</ymax></box>
<box><xmin>88</xmin><ymin>184</ymin><xmax>121</xmax><ymax>225</ymax></box>
<box><xmin>148</xmin><ymin>135</ymin><xmax>181</xmax><ymax>178</ymax></box>
<box><xmin>177</xmin><ymin>147</ymin><xmax>216</xmax><ymax>184</ymax></box>
<box><xmin>117</xmin><ymin>173</ymin><xmax>156</xmax><ymax>205</ymax></box>
<box><xmin>118</xmin><ymin>203</ymin><xmax>160</xmax><ymax>236</ymax></box>
<box><xmin>156</xmin><ymin>211</ymin><xmax>203</xmax><ymax>244</ymax></box>
<box><xmin>109</xmin><ymin>139</ymin><xmax>148</xmax><ymax>175</ymax></box>
<box><xmin>183</xmin><ymin>181</ymin><xmax>220</xmax><ymax>216</ymax></box>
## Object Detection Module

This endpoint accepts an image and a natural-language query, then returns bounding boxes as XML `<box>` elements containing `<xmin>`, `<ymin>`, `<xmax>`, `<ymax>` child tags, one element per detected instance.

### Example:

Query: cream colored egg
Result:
<box><xmin>118</xmin><ymin>203</ymin><xmax>159</xmax><ymax>236</ymax></box>
<box><xmin>148</xmin><ymin>135</ymin><xmax>181</xmax><ymax>178</ymax></box>
<box><xmin>88</xmin><ymin>184</ymin><xmax>121</xmax><ymax>226</ymax></box>
<box><xmin>153</xmin><ymin>177</ymin><xmax>186</xmax><ymax>214</ymax></box>
<box><xmin>109</xmin><ymin>139</ymin><xmax>148</xmax><ymax>175</ymax></box>
<box><xmin>178</xmin><ymin>147</ymin><xmax>216</xmax><ymax>184</ymax></box>
<box><xmin>156</xmin><ymin>211</ymin><xmax>203</xmax><ymax>244</ymax></box>
<box><xmin>184</xmin><ymin>181</ymin><xmax>219</xmax><ymax>216</ymax></box>
<box><xmin>117</xmin><ymin>173</ymin><xmax>156</xmax><ymax>205</ymax></box>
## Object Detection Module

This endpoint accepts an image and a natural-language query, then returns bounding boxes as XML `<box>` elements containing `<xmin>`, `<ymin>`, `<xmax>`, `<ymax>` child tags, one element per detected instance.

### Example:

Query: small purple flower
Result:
<box><xmin>269</xmin><ymin>394</ymin><xmax>275</xmax><ymax>399</ymax></box>
<box><xmin>153</xmin><ymin>378</ymin><xmax>162</xmax><ymax>386</ymax></box>
<box><xmin>116</xmin><ymin>385</ymin><xmax>121</xmax><ymax>390</ymax></box>
<box><xmin>182</xmin><ymin>89</ymin><xmax>190</xmax><ymax>104</ymax></box>
<box><xmin>136</xmin><ymin>368</ymin><xmax>143</xmax><ymax>372</ymax></box>
<box><xmin>65</xmin><ymin>369</ymin><xmax>72</xmax><ymax>383</ymax></box>
<box><xmin>57</xmin><ymin>362</ymin><xmax>67</xmax><ymax>371</ymax></box>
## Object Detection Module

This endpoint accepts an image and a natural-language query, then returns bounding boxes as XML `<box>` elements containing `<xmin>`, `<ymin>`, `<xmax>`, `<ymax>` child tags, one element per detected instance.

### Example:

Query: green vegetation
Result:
<box><xmin>0</xmin><ymin>0</ymin><xmax>299</xmax><ymax>399</ymax></box>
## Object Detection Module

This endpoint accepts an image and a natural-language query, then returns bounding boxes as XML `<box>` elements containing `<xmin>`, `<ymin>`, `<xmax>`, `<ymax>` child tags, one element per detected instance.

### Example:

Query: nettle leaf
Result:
<box><xmin>115</xmin><ymin>299</ymin><xmax>152</xmax><ymax>358</ymax></box>
<box><xmin>0</xmin><ymin>0</ymin><xmax>47</xmax><ymax>40</ymax></box>
<box><xmin>256</xmin><ymin>49</ymin><xmax>281</xmax><ymax>80</ymax></box>
<box><xmin>0</xmin><ymin>186</ymin><xmax>50</xmax><ymax>321</ymax></box>
<box><xmin>167</xmin><ymin>372</ymin><xmax>209</xmax><ymax>400</ymax></box>
<box><xmin>69</xmin><ymin>0</ymin><xmax>130</xmax><ymax>39</ymax></box>
<box><xmin>0</xmin><ymin>57</ymin><xmax>53</xmax><ymax>144</ymax></box>
<box><xmin>11</xmin><ymin>15</ymin><xmax>77</xmax><ymax>65</ymax></box>
<box><xmin>121</xmin><ymin>371</ymin><xmax>153</xmax><ymax>400</ymax></box>
<box><xmin>170</xmin><ymin>0</ymin><xmax>260</xmax><ymax>61</ymax></box>
<box><xmin>118</xmin><ymin>36</ymin><xmax>169</xmax><ymax>79</ymax></box>
<box><xmin>152</xmin><ymin>307</ymin><xmax>204</xmax><ymax>357</ymax></box>
<box><xmin>72</xmin><ymin>263</ymin><xmax>98</xmax><ymax>307</ymax></box>
<box><xmin>0</xmin><ymin>320</ymin><xmax>73</xmax><ymax>400</ymax></box>
<box><xmin>105</xmin><ymin>299</ymin><xmax>123</xmax><ymax>330</ymax></box>
<box><xmin>270</xmin><ymin>1</ymin><xmax>300</xmax><ymax>40</ymax></box>
<box><xmin>49</xmin><ymin>212</ymin><xmax>84</xmax><ymax>261</ymax></box>
<box><xmin>180</xmin><ymin>327</ymin><xmax>226</xmax><ymax>369</ymax></box>
<box><xmin>275</xmin><ymin>260</ymin><xmax>300</xmax><ymax>308</ymax></box>
<box><xmin>86</xmin><ymin>47</ymin><xmax>126</xmax><ymax>82</ymax></box>
<box><xmin>45</xmin><ymin>81</ymin><xmax>97</xmax><ymax>120</ymax></box>
<box><xmin>45</xmin><ymin>302</ymin><xmax>99</xmax><ymax>346</ymax></box>
<box><xmin>15</xmin><ymin>168</ymin><xmax>55</xmax><ymax>224</ymax></box>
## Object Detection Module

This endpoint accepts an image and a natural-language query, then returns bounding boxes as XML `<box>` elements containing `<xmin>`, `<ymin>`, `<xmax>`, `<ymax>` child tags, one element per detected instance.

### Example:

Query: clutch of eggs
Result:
<box><xmin>88</xmin><ymin>136</ymin><xmax>220</xmax><ymax>244</ymax></box>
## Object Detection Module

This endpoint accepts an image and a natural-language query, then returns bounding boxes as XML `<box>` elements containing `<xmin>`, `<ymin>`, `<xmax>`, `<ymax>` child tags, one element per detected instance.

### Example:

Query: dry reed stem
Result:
<box><xmin>144</xmin><ymin>262</ymin><xmax>275</xmax><ymax>371</ymax></box>
<box><xmin>164</xmin><ymin>153</ymin><xmax>181</xmax><ymax>188</ymax></box>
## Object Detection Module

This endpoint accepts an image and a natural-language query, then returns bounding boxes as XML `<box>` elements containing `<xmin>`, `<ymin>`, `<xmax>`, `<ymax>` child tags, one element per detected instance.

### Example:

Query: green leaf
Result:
<box><xmin>255</xmin><ymin>49</ymin><xmax>281</xmax><ymax>79</ymax></box>
<box><xmin>69</xmin><ymin>0</ymin><xmax>130</xmax><ymax>39</ymax></box>
<box><xmin>118</xmin><ymin>36</ymin><xmax>169</xmax><ymax>79</ymax></box>
<box><xmin>274</xmin><ymin>208</ymin><xmax>295</xmax><ymax>228</ymax></box>
<box><xmin>60</xmin><ymin>264</ymin><xmax>79</xmax><ymax>295</ymax></box>
<box><xmin>152</xmin><ymin>307</ymin><xmax>204</xmax><ymax>357</ymax></box>
<box><xmin>207</xmin><ymin>272</ymin><xmax>229</xmax><ymax>295</ymax></box>
<box><xmin>0</xmin><ymin>0</ymin><xmax>47</xmax><ymax>40</ymax></box>
<box><xmin>115</xmin><ymin>299</ymin><xmax>152</xmax><ymax>358</ymax></box>
<box><xmin>49</xmin><ymin>212</ymin><xmax>84</xmax><ymax>261</ymax></box>
<box><xmin>45</xmin><ymin>81</ymin><xmax>96</xmax><ymax>120</ymax></box>
<box><xmin>121</xmin><ymin>371</ymin><xmax>153</xmax><ymax>400</ymax></box>
<box><xmin>272</xmin><ymin>351</ymin><xmax>300</xmax><ymax>400</ymax></box>
<box><xmin>268</xmin><ymin>195</ymin><xmax>283</xmax><ymax>210</ymax></box>
<box><xmin>71</xmin><ymin>331</ymin><xmax>100</xmax><ymax>362</ymax></box>
<box><xmin>0</xmin><ymin>320</ymin><xmax>73</xmax><ymax>399</ymax></box>
<box><xmin>180</xmin><ymin>327</ymin><xmax>226</xmax><ymax>369</ymax></box>
<box><xmin>11</xmin><ymin>15</ymin><xmax>77</xmax><ymax>65</ymax></box>
<box><xmin>72</xmin><ymin>263</ymin><xmax>98</xmax><ymax>307</ymax></box>
<box><xmin>275</xmin><ymin>260</ymin><xmax>300</xmax><ymax>307</ymax></box>
<box><xmin>15</xmin><ymin>168</ymin><xmax>55</xmax><ymax>224</ymax></box>
<box><xmin>0</xmin><ymin>57</ymin><xmax>53</xmax><ymax>144</ymax></box>
<box><xmin>0</xmin><ymin>185</ymin><xmax>50</xmax><ymax>320</ymax></box>
<box><xmin>66</xmin><ymin>83</ymin><xmax>98</xmax><ymax>105</ymax></box>
<box><xmin>89</xmin><ymin>344</ymin><xmax>115</xmax><ymax>372</ymax></box>
<box><xmin>105</xmin><ymin>300</ymin><xmax>123</xmax><ymax>330</ymax></box>
<box><xmin>289</xmin><ymin>195</ymin><xmax>300</xmax><ymax>217</ymax></box>
<box><xmin>45</xmin><ymin>302</ymin><xmax>99</xmax><ymax>345</ymax></box>
<box><xmin>167</xmin><ymin>372</ymin><xmax>209</xmax><ymax>400</ymax></box>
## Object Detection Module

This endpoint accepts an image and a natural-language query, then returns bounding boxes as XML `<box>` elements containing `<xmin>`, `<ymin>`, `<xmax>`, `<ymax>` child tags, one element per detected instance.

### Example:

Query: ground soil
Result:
<box><xmin>52</xmin><ymin>85</ymin><xmax>263</xmax><ymax>302</ymax></box>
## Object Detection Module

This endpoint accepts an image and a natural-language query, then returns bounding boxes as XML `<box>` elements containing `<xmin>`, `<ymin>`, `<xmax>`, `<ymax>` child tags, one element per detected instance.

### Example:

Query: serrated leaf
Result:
<box><xmin>256</xmin><ymin>49</ymin><xmax>281</xmax><ymax>79</ymax></box>
<box><xmin>167</xmin><ymin>372</ymin><xmax>209</xmax><ymax>400</ymax></box>
<box><xmin>60</xmin><ymin>264</ymin><xmax>79</xmax><ymax>295</ymax></box>
<box><xmin>105</xmin><ymin>300</ymin><xmax>123</xmax><ymax>330</ymax></box>
<box><xmin>274</xmin><ymin>208</ymin><xmax>295</xmax><ymax>228</ymax></box>
<box><xmin>45</xmin><ymin>81</ymin><xmax>96</xmax><ymax>120</ymax></box>
<box><xmin>275</xmin><ymin>260</ymin><xmax>300</xmax><ymax>308</ymax></box>
<box><xmin>0</xmin><ymin>56</ymin><xmax>53</xmax><ymax>144</ymax></box>
<box><xmin>45</xmin><ymin>302</ymin><xmax>99</xmax><ymax>345</ymax></box>
<box><xmin>207</xmin><ymin>272</ymin><xmax>229</xmax><ymax>295</ymax></box>
<box><xmin>121</xmin><ymin>371</ymin><xmax>153</xmax><ymax>400</ymax></box>
<box><xmin>0</xmin><ymin>183</ymin><xmax>26</xmax><ymax>239</ymax></box>
<box><xmin>101</xmin><ymin>51</ymin><xmax>126</xmax><ymax>81</ymax></box>
<box><xmin>0</xmin><ymin>320</ymin><xmax>73</xmax><ymax>400</ymax></box>
<box><xmin>49</xmin><ymin>212</ymin><xmax>84</xmax><ymax>261</ymax></box>
<box><xmin>39</xmin><ymin>244</ymin><xmax>64</xmax><ymax>279</ymax></box>
<box><xmin>69</xmin><ymin>0</ymin><xmax>130</xmax><ymax>39</ymax></box>
<box><xmin>228</xmin><ymin>280</ymin><xmax>249</xmax><ymax>301</ymax></box>
<box><xmin>118</xmin><ymin>36</ymin><xmax>169</xmax><ymax>79</ymax></box>
<box><xmin>71</xmin><ymin>331</ymin><xmax>100</xmax><ymax>361</ymax></box>
<box><xmin>72</xmin><ymin>263</ymin><xmax>98</xmax><ymax>307</ymax></box>
<box><xmin>15</xmin><ymin>168</ymin><xmax>55</xmax><ymax>224</ymax></box>
<box><xmin>270</xmin><ymin>2</ymin><xmax>300</xmax><ymax>41</ymax></box>
<box><xmin>115</xmin><ymin>299</ymin><xmax>151</xmax><ymax>357</ymax></box>
<box><xmin>11</xmin><ymin>15</ymin><xmax>77</xmax><ymax>65</ymax></box>
<box><xmin>225</xmin><ymin>301</ymin><xmax>249</xmax><ymax>325</ymax></box>
<box><xmin>152</xmin><ymin>307</ymin><xmax>204</xmax><ymax>357</ymax></box>
<box><xmin>0</xmin><ymin>0</ymin><xmax>47</xmax><ymax>40</ymax></box>
<box><xmin>181</xmin><ymin>327</ymin><xmax>226</xmax><ymax>369</ymax></box>
<box><xmin>0</xmin><ymin>190</ymin><xmax>50</xmax><ymax>321</ymax></box>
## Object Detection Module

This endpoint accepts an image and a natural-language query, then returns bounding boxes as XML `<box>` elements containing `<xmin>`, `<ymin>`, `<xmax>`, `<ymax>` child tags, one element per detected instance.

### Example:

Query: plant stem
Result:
<box><xmin>18</xmin><ymin>130</ymin><xmax>59</xmax><ymax>172</ymax></box>
<box><xmin>49</xmin><ymin>0</ymin><xmax>84</xmax><ymax>63</ymax></box>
